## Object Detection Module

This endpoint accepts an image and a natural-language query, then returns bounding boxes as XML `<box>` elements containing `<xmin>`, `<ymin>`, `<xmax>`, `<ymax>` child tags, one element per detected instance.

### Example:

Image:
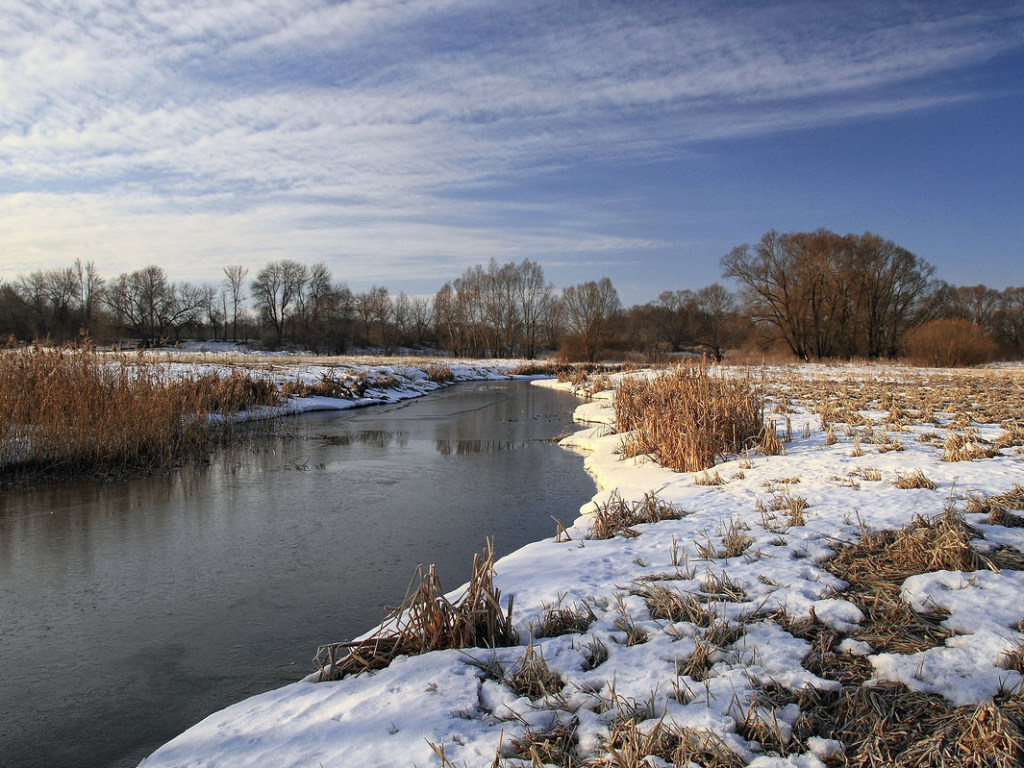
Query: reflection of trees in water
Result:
<box><xmin>317</xmin><ymin>431</ymin><xmax>409</xmax><ymax>449</ymax></box>
<box><xmin>434</xmin><ymin>440</ymin><xmax>522</xmax><ymax>456</ymax></box>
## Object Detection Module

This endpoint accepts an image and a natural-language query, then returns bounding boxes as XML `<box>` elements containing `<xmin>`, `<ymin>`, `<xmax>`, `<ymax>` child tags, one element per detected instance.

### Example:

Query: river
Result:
<box><xmin>0</xmin><ymin>380</ymin><xmax>595</xmax><ymax>768</ymax></box>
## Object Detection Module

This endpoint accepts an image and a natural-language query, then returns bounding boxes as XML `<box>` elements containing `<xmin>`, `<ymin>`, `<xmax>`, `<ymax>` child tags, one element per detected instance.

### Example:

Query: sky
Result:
<box><xmin>2</xmin><ymin>0</ymin><xmax>1023</xmax><ymax>306</ymax></box>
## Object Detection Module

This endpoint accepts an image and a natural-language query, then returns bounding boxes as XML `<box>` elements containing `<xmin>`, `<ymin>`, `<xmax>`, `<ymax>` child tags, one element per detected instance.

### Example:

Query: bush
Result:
<box><xmin>903</xmin><ymin>319</ymin><xmax>999</xmax><ymax>367</ymax></box>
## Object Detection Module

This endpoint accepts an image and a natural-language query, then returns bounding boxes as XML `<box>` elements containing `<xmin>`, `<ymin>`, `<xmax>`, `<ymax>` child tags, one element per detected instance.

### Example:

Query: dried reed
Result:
<box><xmin>586</xmin><ymin>491</ymin><xmax>682</xmax><ymax>540</ymax></box>
<box><xmin>315</xmin><ymin>541</ymin><xmax>517</xmax><ymax>681</ymax></box>
<box><xmin>507</xmin><ymin>716</ymin><xmax>579</xmax><ymax>766</ymax></box>
<box><xmin>0</xmin><ymin>345</ymin><xmax>279</xmax><ymax>479</ymax></box>
<box><xmin>533</xmin><ymin>599</ymin><xmax>596</xmax><ymax>638</ymax></box>
<box><xmin>894</xmin><ymin>469</ymin><xmax>938</xmax><ymax>490</ymax></box>
<box><xmin>615</xmin><ymin>366</ymin><xmax>774</xmax><ymax>473</ymax></box>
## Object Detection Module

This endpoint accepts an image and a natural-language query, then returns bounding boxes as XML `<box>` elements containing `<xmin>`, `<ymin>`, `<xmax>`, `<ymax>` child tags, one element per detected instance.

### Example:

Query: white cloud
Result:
<box><xmin>1</xmin><ymin>0</ymin><xmax>1022</xmax><ymax>285</ymax></box>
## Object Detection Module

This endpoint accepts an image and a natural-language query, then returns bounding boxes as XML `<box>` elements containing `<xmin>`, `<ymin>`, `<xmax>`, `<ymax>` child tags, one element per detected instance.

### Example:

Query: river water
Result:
<box><xmin>0</xmin><ymin>381</ymin><xmax>596</xmax><ymax>768</ymax></box>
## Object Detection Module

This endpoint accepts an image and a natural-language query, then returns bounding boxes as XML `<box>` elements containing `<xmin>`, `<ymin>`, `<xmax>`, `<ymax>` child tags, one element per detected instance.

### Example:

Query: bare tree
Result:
<box><xmin>250</xmin><ymin>260</ymin><xmax>308</xmax><ymax>344</ymax></box>
<box><xmin>222</xmin><ymin>265</ymin><xmax>248</xmax><ymax>341</ymax></box>
<box><xmin>723</xmin><ymin>229</ymin><xmax>933</xmax><ymax>359</ymax></box>
<box><xmin>410</xmin><ymin>296</ymin><xmax>433</xmax><ymax>347</ymax></box>
<box><xmin>561</xmin><ymin>278</ymin><xmax>621</xmax><ymax>361</ymax></box>
<box><xmin>693</xmin><ymin>283</ymin><xmax>738</xmax><ymax>361</ymax></box>
<box><xmin>103</xmin><ymin>265</ymin><xmax>203</xmax><ymax>344</ymax></box>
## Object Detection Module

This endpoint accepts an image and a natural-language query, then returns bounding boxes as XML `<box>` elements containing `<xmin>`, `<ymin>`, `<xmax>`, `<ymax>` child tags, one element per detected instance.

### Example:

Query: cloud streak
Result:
<box><xmin>2</xmin><ymin>0</ymin><xmax>1022</xmax><ymax>288</ymax></box>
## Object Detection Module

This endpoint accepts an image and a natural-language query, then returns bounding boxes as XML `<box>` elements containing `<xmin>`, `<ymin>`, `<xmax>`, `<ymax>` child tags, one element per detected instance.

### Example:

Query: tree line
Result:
<box><xmin>2</xmin><ymin>229</ymin><xmax>1022</xmax><ymax>361</ymax></box>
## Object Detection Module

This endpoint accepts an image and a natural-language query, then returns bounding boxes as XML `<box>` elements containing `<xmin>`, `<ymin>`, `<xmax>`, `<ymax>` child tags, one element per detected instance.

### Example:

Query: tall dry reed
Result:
<box><xmin>615</xmin><ymin>366</ymin><xmax>772</xmax><ymax>473</ymax></box>
<box><xmin>0</xmin><ymin>345</ymin><xmax>279</xmax><ymax>478</ymax></box>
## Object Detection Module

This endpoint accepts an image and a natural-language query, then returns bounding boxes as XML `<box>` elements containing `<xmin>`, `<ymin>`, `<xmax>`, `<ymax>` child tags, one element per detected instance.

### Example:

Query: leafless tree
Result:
<box><xmin>222</xmin><ymin>265</ymin><xmax>248</xmax><ymax>341</ymax></box>
<box><xmin>561</xmin><ymin>277</ymin><xmax>621</xmax><ymax>361</ymax></box>
<box><xmin>723</xmin><ymin>229</ymin><xmax>933</xmax><ymax>359</ymax></box>
<box><xmin>103</xmin><ymin>265</ymin><xmax>203</xmax><ymax>344</ymax></box>
<box><xmin>250</xmin><ymin>260</ymin><xmax>308</xmax><ymax>344</ymax></box>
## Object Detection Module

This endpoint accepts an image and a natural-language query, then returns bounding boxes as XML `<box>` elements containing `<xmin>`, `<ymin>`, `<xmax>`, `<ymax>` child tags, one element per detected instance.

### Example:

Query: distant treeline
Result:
<box><xmin>2</xmin><ymin>229</ymin><xmax>1022</xmax><ymax>362</ymax></box>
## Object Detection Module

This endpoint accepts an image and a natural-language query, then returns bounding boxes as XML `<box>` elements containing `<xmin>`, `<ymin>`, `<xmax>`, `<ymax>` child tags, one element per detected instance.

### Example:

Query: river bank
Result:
<box><xmin>138</xmin><ymin>362</ymin><xmax>1024</xmax><ymax>767</ymax></box>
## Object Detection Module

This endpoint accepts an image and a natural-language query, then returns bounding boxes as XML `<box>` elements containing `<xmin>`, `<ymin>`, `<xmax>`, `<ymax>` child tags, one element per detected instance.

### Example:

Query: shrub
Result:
<box><xmin>903</xmin><ymin>319</ymin><xmax>1000</xmax><ymax>367</ymax></box>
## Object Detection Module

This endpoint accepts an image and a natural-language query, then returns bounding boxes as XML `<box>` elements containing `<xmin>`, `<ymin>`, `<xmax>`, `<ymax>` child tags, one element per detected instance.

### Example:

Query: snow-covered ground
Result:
<box><xmin>139</xmin><ymin>363</ymin><xmax>1024</xmax><ymax>768</ymax></box>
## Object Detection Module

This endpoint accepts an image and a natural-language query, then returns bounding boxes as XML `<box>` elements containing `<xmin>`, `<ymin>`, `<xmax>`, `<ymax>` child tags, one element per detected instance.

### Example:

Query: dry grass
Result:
<box><xmin>802</xmin><ymin>685</ymin><xmax>1024</xmax><ymax>768</ymax></box>
<box><xmin>943</xmin><ymin>432</ymin><xmax>1000</xmax><ymax>462</ymax></box>
<box><xmin>632</xmin><ymin>584</ymin><xmax>716</xmax><ymax>627</ymax></box>
<box><xmin>426</xmin><ymin>362</ymin><xmax>455</xmax><ymax>384</ymax></box>
<box><xmin>757</xmin><ymin>492</ymin><xmax>808</xmax><ymax>530</ymax></box>
<box><xmin>590</xmin><ymin>716</ymin><xmax>743</xmax><ymax>768</ymax></box>
<box><xmin>615</xmin><ymin>366</ymin><xmax>777</xmax><ymax>473</ymax></box>
<box><xmin>0</xmin><ymin>345</ymin><xmax>280</xmax><ymax>479</ymax></box>
<box><xmin>586</xmin><ymin>491</ymin><xmax>683</xmax><ymax>540</ymax></box>
<box><xmin>504</xmin><ymin>642</ymin><xmax>565</xmax><ymax>700</ymax></box>
<box><xmin>315</xmin><ymin>541</ymin><xmax>517</xmax><ymax>681</ymax></box>
<box><xmin>894</xmin><ymin>469</ymin><xmax>938</xmax><ymax>490</ymax></box>
<box><xmin>1000</xmin><ymin>642</ymin><xmax>1024</xmax><ymax>674</ymax></box>
<box><xmin>507</xmin><ymin>716</ymin><xmax>579</xmax><ymax>766</ymax></box>
<box><xmin>533</xmin><ymin>599</ymin><xmax>597</xmax><ymax>638</ymax></box>
<box><xmin>820</xmin><ymin>507</ymin><xmax>993</xmax><ymax>657</ymax></box>
<box><xmin>967</xmin><ymin>486</ymin><xmax>1024</xmax><ymax>528</ymax></box>
<box><xmin>829</xmin><ymin>507</ymin><xmax>988</xmax><ymax>594</ymax></box>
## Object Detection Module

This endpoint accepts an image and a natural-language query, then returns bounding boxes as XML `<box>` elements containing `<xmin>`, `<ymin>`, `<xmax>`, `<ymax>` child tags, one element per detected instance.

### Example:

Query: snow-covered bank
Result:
<box><xmin>140</xmin><ymin>364</ymin><xmax>1024</xmax><ymax>768</ymax></box>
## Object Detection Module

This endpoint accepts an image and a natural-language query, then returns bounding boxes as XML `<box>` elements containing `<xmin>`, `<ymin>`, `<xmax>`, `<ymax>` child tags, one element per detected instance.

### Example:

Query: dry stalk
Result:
<box><xmin>894</xmin><ymin>469</ymin><xmax>938</xmax><ymax>490</ymax></box>
<box><xmin>533</xmin><ymin>599</ymin><xmax>597</xmax><ymax>639</ymax></box>
<box><xmin>631</xmin><ymin>583</ymin><xmax>717</xmax><ymax>627</ymax></box>
<box><xmin>316</xmin><ymin>541</ymin><xmax>517</xmax><ymax>681</ymax></box>
<box><xmin>507</xmin><ymin>715</ymin><xmax>579</xmax><ymax>767</ymax></box>
<box><xmin>615</xmin><ymin>366</ymin><xmax>768</xmax><ymax>472</ymax></box>
<box><xmin>506</xmin><ymin>643</ymin><xmax>564</xmax><ymax>699</ymax></box>
<box><xmin>942</xmin><ymin>431</ymin><xmax>1000</xmax><ymax>462</ymax></box>
<box><xmin>586</xmin><ymin>491</ymin><xmax>682</xmax><ymax>540</ymax></box>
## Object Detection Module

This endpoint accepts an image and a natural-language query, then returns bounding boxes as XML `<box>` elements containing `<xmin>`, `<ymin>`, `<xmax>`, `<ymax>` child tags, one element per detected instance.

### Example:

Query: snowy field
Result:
<box><xmin>139</xmin><ymin>363</ymin><xmax>1024</xmax><ymax>767</ymax></box>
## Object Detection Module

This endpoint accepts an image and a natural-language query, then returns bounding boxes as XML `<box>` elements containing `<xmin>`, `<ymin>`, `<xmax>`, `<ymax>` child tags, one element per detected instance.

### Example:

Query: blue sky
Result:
<box><xmin>2</xmin><ymin>0</ymin><xmax>1022</xmax><ymax>305</ymax></box>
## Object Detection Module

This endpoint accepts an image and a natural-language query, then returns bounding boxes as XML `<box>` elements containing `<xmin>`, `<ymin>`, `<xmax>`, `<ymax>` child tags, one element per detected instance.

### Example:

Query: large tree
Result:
<box><xmin>103</xmin><ymin>265</ymin><xmax>203</xmax><ymax>344</ymax></box>
<box><xmin>250</xmin><ymin>260</ymin><xmax>308</xmax><ymax>344</ymax></box>
<box><xmin>561</xmin><ymin>277</ymin><xmax>621</xmax><ymax>361</ymax></box>
<box><xmin>723</xmin><ymin>229</ymin><xmax>933</xmax><ymax>359</ymax></box>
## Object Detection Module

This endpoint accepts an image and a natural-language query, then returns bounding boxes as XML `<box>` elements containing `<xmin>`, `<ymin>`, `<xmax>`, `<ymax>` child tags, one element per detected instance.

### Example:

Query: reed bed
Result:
<box><xmin>615</xmin><ymin>366</ymin><xmax>775</xmax><ymax>473</ymax></box>
<box><xmin>0</xmin><ymin>345</ymin><xmax>279</xmax><ymax>479</ymax></box>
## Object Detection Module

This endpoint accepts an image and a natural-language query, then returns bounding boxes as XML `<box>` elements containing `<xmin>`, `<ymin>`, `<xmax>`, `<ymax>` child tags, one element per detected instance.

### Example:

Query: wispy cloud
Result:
<box><xmin>2</xmin><ymin>0</ymin><xmax>1022</xmax><ymax>286</ymax></box>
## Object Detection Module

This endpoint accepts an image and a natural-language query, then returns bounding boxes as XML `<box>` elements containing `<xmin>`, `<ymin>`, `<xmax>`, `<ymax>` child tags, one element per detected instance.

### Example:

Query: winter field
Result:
<box><xmin>122</xmin><ymin>359</ymin><xmax>1023</xmax><ymax>767</ymax></box>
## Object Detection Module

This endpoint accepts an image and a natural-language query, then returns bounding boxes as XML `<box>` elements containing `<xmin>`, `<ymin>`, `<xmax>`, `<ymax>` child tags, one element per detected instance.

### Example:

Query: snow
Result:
<box><xmin>139</xmin><ymin>362</ymin><xmax>1024</xmax><ymax>767</ymax></box>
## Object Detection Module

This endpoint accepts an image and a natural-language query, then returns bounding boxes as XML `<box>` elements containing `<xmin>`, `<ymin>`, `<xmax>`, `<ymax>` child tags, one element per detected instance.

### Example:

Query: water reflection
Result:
<box><xmin>435</xmin><ymin>439</ymin><xmax>521</xmax><ymax>455</ymax></box>
<box><xmin>314</xmin><ymin>430</ymin><xmax>410</xmax><ymax>449</ymax></box>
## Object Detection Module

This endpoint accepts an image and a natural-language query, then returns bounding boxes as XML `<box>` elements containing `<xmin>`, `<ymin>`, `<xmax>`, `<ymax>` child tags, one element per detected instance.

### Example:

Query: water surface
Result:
<box><xmin>0</xmin><ymin>380</ymin><xmax>595</xmax><ymax>768</ymax></box>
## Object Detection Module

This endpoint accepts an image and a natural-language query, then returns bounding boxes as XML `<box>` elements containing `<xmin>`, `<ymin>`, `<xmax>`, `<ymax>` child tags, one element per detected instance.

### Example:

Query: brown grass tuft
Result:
<box><xmin>598</xmin><ymin>716</ymin><xmax>744</xmax><ymax>768</ymax></box>
<box><xmin>632</xmin><ymin>584</ymin><xmax>716</xmax><ymax>627</ymax></box>
<box><xmin>894</xmin><ymin>469</ymin><xmax>938</xmax><ymax>490</ymax></box>
<box><xmin>586</xmin><ymin>491</ymin><xmax>683</xmax><ymax>540</ymax></box>
<box><xmin>315</xmin><ymin>541</ymin><xmax>517</xmax><ymax>680</ymax></box>
<box><xmin>829</xmin><ymin>507</ymin><xmax>987</xmax><ymax>594</ymax></box>
<box><xmin>426</xmin><ymin>362</ymin><xmax>455</xmax><ymax>384</ymax></box>
<box><xmin>533</xmin><ymin>599</ymin><xmax>597</xmax><ymax>638</ymax></box>
<box><xmin>508</xmin><ymin>715</ymin><xmax>578</xmax><ymax>766</ymax></box>
<box><xmin>615</xmin><ymin>366</ymin><xmax>770</xmax><ymax>473</ymax></box>
<box><xmin>506</xmin><ymin>642</ymin><xmax>565</xmax><ymax>699</ymax></box>
<box><xmin>942</xmin><ymin>431</ymin><xmax>1000</xmax><ymax>462</ymax></box>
